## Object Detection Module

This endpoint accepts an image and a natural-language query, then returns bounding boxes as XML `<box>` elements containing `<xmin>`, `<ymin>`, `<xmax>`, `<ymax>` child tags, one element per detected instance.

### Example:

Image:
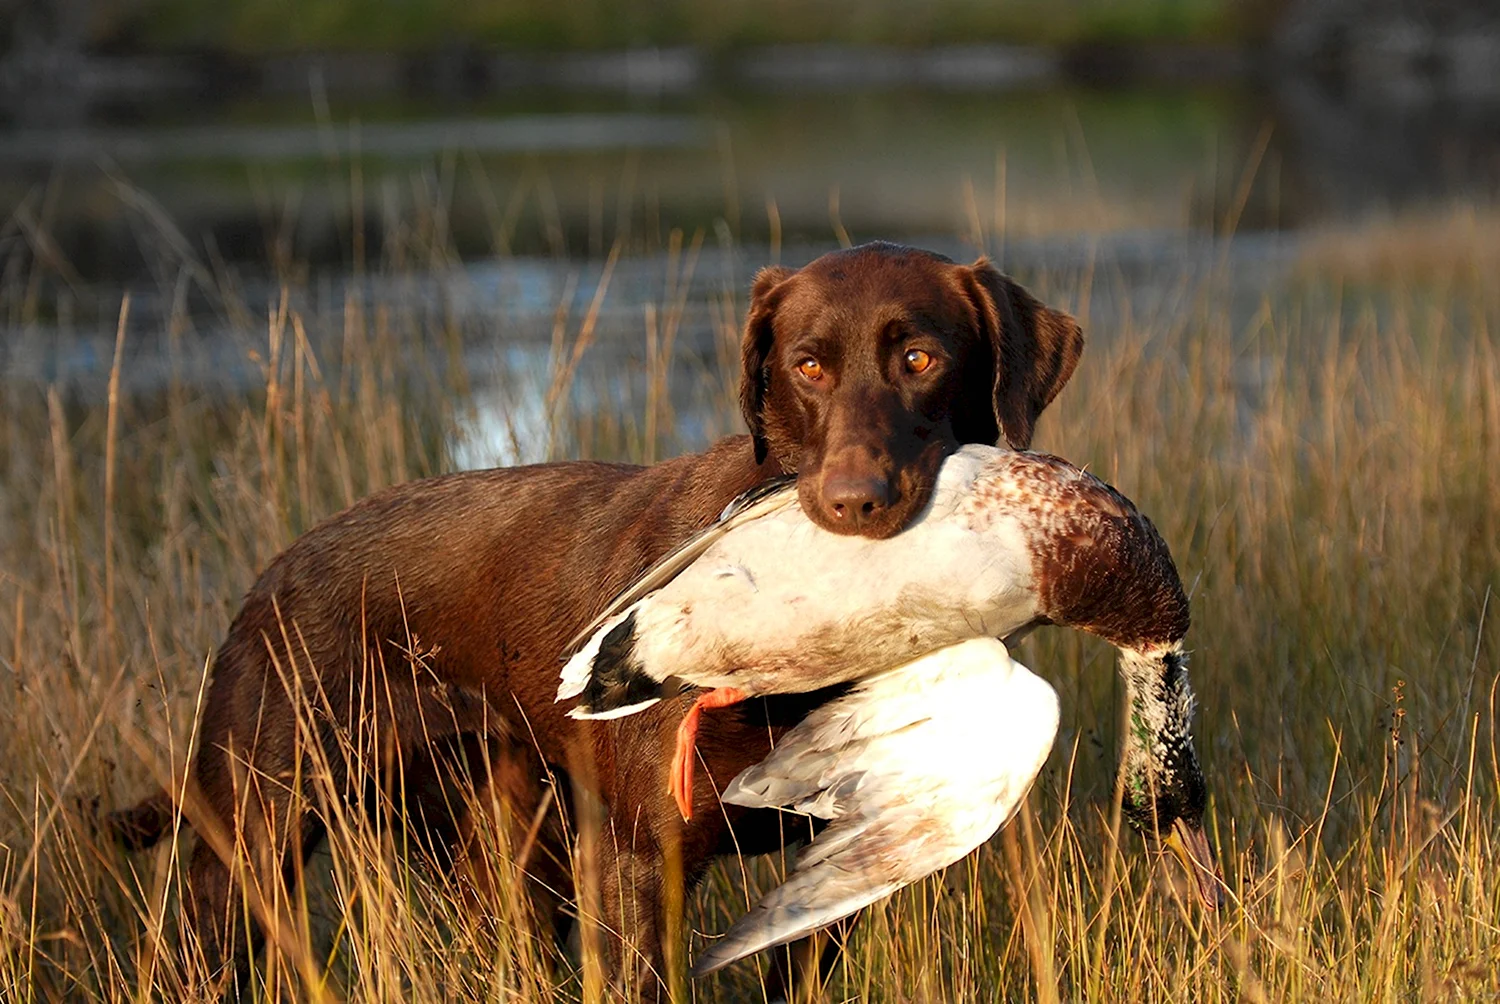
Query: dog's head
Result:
<box><xmin>740</xmin><ymin>241</ymin><xmax>1083</xmax><ymax>537</ymax></box>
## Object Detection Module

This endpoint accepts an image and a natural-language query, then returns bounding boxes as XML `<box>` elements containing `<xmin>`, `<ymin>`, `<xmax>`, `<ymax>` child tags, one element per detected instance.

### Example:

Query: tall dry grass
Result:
<box><xmin>1</xmin><ymin>193</ymin><xmax>1497</xmax><ymax>1002</ymax></box>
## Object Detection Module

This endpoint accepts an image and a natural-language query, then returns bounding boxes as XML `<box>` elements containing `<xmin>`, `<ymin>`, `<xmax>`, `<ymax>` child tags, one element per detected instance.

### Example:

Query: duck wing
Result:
<box><xmin>692</xmin><ymin>637</ymin><xmax>1059</xmax><ymax>978</ymax></box>
<box><xmin>560</xmin><ymin>474</ymin><xmax>799</xmax><ymax>661</ymax></box>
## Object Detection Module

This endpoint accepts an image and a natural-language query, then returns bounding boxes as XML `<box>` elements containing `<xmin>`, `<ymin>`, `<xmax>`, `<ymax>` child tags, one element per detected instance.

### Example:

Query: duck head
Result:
<box><xmin>1117</xmin><ymin>645</ymin><xmax>1222</xmax><ymax>909</ymax></box>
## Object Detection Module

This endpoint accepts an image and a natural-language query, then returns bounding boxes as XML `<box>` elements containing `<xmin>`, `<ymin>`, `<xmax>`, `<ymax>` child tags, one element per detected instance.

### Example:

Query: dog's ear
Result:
<box><xmin>955</xmin><ymin>258</ymin><xmax>1084</xmax><ymax>450</ymax></box>
<box><xmin>739</xmin><ymin>265</ymin><xmax>795</xmax><ymax>464</ymax></box>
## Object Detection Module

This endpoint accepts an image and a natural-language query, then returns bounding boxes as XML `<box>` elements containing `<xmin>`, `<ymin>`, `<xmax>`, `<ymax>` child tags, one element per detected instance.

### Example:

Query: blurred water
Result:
<box><xmin>2</xmin><ymin>77</ymin><xmax>1495</xmax><ymax>468</ymax></box>
<box><xmin>0</xmin><ymin>228</ymin><xmax>1300</xmax><ymax>468</ymax></box>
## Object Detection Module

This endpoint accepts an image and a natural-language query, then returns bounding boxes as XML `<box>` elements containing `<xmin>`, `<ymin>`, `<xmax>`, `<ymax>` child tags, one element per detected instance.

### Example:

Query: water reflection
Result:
<box><xmin>448</xmin><ymin>345</ymin><xmax>553</xmax><ymax>469</ymax></box>
<box><xmin>0</xmin><ymin>219</ymin><xmax>1325</xmax><ymax>478</ymax></box>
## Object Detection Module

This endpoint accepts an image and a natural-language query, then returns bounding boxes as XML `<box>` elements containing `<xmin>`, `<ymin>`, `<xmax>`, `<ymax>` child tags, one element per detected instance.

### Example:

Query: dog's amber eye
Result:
<box><xmin>904</xmin><ymin>348</ymin><xmax>933</xmax><ymax>374</ymax></box>
<box><xmin>797</xmin><ymin>358</ymin><xmax>824</xmax><ymax>381</ymax></box>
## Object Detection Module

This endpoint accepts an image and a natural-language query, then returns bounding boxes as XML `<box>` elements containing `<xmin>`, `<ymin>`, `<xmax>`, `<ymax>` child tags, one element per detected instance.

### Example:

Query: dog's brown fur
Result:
<box><xmin>106</xmin><ymin>242</ymin><xmax>1083</xmax><ymax>994</ymax></box>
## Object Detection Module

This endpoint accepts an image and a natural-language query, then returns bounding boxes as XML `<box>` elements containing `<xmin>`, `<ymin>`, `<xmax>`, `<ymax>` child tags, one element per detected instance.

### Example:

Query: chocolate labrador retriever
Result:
<box><xmin>105</xmin><ymin>241</ymin><xmax>1082</xmax><ymax>995</ymax></box>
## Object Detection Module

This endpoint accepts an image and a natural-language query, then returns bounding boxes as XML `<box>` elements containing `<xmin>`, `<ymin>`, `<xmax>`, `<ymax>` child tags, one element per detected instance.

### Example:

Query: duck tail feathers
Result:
<box><xmin>559</xmin><ymin>611</ymin><xmax>666</xmax><ymax>720</ymax></box>
<box><xmin>689</xmin><ymin>872</ymin><xmax>900</xmax><ymax>979</ymax></box>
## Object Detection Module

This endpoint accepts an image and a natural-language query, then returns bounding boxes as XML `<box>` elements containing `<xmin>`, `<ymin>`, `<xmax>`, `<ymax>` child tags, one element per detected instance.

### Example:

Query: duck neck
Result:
<box><xmin>1117</xmin><ymin>643</ymin><xmax>1196</xmax><ymax>817</ymax></box>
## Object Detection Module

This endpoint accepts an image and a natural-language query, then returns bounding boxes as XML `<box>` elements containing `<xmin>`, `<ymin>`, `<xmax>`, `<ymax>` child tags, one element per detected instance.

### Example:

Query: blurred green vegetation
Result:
<box><xmin>94</xmin><ymin>0</ymin><xmax>1261</xmax><ymax>54</ymax></box>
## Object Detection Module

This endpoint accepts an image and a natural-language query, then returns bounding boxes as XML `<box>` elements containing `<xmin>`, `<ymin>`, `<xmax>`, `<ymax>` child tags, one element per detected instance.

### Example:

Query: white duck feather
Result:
<box><xmin>690</xmin><ymin>636</ymin><xmax>1058</xmax><ymax>977</ymax></box>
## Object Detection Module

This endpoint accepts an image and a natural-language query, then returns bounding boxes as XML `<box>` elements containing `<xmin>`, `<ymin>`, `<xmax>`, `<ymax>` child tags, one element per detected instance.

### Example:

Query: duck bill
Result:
<box><xmin>1162</xmin><ymin>817</ymin><xmax>1223</xmax><ymax>910</ymax></box>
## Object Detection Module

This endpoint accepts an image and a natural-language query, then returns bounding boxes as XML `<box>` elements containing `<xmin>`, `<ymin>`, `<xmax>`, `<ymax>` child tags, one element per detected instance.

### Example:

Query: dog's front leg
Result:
<box><xmin>596</xmin><ymin>821</ymin><xmax>669</xmax><ymax>1000</ymax></box>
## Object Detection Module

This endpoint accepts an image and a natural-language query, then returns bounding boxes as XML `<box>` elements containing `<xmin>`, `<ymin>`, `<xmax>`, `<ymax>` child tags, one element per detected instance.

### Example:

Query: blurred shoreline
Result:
<box><xmin>2</xmin><ymin>43</ymin><xmax>1254</xmax><ymax>117</ymax></box>
<box><xmin>5</xmin><ymin>32</ymin><xmax>1499</xmax><ymax>120</ymax></box>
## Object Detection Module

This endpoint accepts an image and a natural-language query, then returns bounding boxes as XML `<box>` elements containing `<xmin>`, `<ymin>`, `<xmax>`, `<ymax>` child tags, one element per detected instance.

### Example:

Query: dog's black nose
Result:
<box><xmin>822</xmin><ymin>473</ymin><xmax>891</xmax><ymax>528</ymax></box>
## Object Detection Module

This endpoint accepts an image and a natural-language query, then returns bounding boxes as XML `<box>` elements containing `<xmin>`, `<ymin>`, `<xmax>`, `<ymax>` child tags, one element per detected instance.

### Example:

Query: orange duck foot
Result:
<box><xmin>670</xmin><ymin>687</ymin><xmax>747</xmax><ymax>821</ymax></box>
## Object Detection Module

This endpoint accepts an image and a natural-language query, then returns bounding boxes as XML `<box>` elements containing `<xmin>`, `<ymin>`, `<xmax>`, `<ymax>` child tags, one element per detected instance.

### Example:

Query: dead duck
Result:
<box><xmin>557</xmin><ymin>443</ymin><xmax>1218</xmax><ymax>908</ymax></box>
